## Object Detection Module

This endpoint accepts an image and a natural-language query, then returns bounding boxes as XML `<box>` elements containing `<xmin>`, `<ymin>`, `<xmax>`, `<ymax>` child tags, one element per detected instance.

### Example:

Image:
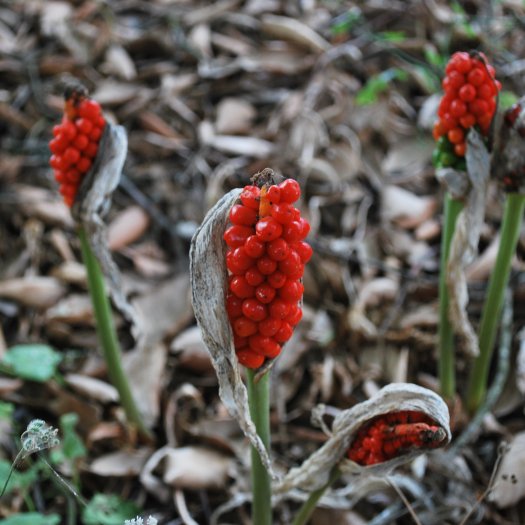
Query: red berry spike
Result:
<box><xmin>49</xmin><ymin>82</ymin><xmax>106</xmax><ymax>207</ymax></box>
<box><xmin>224</xmin><ymin>170</ymin><xmax>310</xmax><ymax>369</ymax></box>
<box><xmin>433</xmin><ymin>51</ymin><xmax>500</xmax><ymax>170</ymax></box>
<box><xmin>347</xmin><ymin>410</ymin><xmax>448</xmax><ymax>466</ymax></box>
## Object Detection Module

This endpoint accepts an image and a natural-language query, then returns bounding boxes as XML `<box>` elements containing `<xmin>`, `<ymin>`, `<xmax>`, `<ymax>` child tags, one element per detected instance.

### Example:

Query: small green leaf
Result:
<box><xmin>377</xmin><ymin>31</ymin><xmax>406</xmax><ymax>43</ymax></box>
<box><xmin>0</xmin><ymin>400</ymin><xmax>14</xmax><ymax>420</ymax></box>
<box><xmin>0</xmin><ymin>459</ymin><xmax>39</xmax><ymax>496</ymax></box>
<box><xmin>82</xmin><ymin>494</ymin><xmax>140</xmax><ymax>525</ymax></box>
<box><xmin>54</xmin><ymin>413</ymin><xmax>87</xmax><ymax>462</ymax></box>
<box><xmin>3</xmin><ymin>345</ymin><xmax>62</xmax><ymax>382</ymax></box>
<box><xmin>356</xmin><ymin>68</ymin><xmax>408</xmax><ymax>106</ymax></box>
<box><xmin>499</xmin><ymin>90</ymin><xmax>519</xmax><ymax>111</ymax></box>
<box><xmin>0</xmin><ymin>513</ymin><xmax>60</xmax><ymax>525</ymax></box>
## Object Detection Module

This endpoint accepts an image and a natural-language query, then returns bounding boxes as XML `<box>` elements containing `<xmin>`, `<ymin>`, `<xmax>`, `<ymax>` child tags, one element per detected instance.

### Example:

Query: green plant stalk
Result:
<box><xmin>466</xmin><ymin>193</ymin><xmax>525</xmax><ymax>413</ymax></box>
<box><xmin>291</xmin><ymin>467</ymin><xmax>341</xmax><ymax>525</ymax></box>
<box><xmin>78</xmin><ymin>227</ymin><xmax>152</xmax><ymax>440</ymax></box>
<box><xmin>247</xmin><ymin>369</ymin><xmax>271</xmax><ymax>525</ymax></box>
<box><xmin>438</xmin><ymin>193</ymin><xmax>464</xmax><ymax>400</ymax></box>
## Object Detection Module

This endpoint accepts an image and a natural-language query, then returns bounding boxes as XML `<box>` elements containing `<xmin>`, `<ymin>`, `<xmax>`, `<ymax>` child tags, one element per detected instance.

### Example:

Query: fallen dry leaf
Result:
<box><xmin>0</xmin><ymin>276</ymin><xmax>66</xmax><ymax>309</ymax></box>
<box><xmin>89</xmin><ymin>448</ymin><xmax>152</xmax><ymax>477</ymax></box>
<box><xmin>108</xmin><ymin>206</ymin><xmax>150</xmax><ymax>251</ymax></box>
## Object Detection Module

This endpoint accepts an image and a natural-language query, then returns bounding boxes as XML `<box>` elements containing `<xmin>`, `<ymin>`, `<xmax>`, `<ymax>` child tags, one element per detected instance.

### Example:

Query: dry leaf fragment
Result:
<box><xmin>381</xmin><ymin>186</ymin><xmax>436</xmax><ymax>229</ymax></box>
<box><xmin>277</xmin><ymin>383</ymin><xmax>450</xmax><ymax>492</ymax></box>
<box><xmin>489</xmin><ymin>432</ymin><xmax>525</xmax><ymax>507</ymax></box>
<box><xmin>261</xmin><ymin>15</ymin><xmax>330</xmax><ymax>53</ymax></box>
<box><xmin>46</xmin><ymin>294</ymin><xmax>93</xmax><ymax>324</ymax></box>
<box><xmin>89</xmin><ymin>448</ymin><xmax>152</xmax><ymax>477</ymax></box>
<box><xmin>190</xmin><ymin>189</ymin><xmax>277</xmax><ymax>479</ymax></box>
<box><xmin>103</xmin><ymin>44</ymin><xmax>137</xmax><ymax>80</ymax></box>
<box><xmin>65</xmin><ymin>373</ymin><xmax>119</xmax><ymax>403</ymax></box>
<box><xmin>216</xmin><ymin>98</ymin><xmax>256</xmax><ymax>135</ymax></box>
<box><xmin>0</xmin><ymin>276</ymin><xmax>66</xmax><ymax>309</ymax></box>
<box><xmin>108</xmin><ymin>206</ymin><xmax>150</xmax><ymax>251</ymax></box>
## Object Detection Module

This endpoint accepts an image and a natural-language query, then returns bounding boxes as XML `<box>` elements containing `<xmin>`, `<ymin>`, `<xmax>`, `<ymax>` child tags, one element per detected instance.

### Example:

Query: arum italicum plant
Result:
<box><xmin>48</xmin><ymin>83</ymin><xmax>151</xmax><ymax>441</ymax></box>
<box><xmin>432</xmin><ymin>51</ymin><xmax>501</xmax><ymax>401</ymax></box>
<box><xmin>466</xmin><ymin>98</ymin><xmax>525</xmax><ymax>413</ymax></box>
<box><xmin>278</xmin><ymin>384</ymin><xmax>451</xmax><ymax>525</ymax></box>
<box><xmin>190</xmin><ymin>169</ymin><xmax>311</xmax><ymax>525</ymax></box>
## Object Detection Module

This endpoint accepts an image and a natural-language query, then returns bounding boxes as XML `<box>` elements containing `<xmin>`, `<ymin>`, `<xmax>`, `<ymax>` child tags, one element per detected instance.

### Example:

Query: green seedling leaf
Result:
<box><xmin>2</xmin><ymin>345</ymin><xmax>62</xmax><ymax>382</ymax></box>
<box><xmin>377</xmin><ymin>31</ymin><xmax>406</xmax><ymax>43</ymax></box>
<box><xmin>330</xmin><ymin>8</ymin><xmax>362</xmax><ymax>36</ymax></box>
<box><xmin>499</xmin><ymin>91</ymin><xmax>519</xmax><ymax>111</ymax></box>
<box><xmin>1</xmin><ymin>513</ymin><xmax>60</xmax><ymax>525</ymax></box>
<box><xmin>82</xmin><ymin>494</ymin><xmax>140</xmax><ymax>525</ymax></box>
<box><xmin>0</xmin><ymin>459</ymin><xmax>39</xmax><ymax>496</ymax></box>
<box><xmin>356</xmin><ymin>68</ymin><xmax>408</xmax><ymax>106</ymax></box>
<box><xmin>0</xmin><ymin>401</ymin><xmax>14</xmax><ymax>420</ymax></box>
<box><xmin>51</xmin><ymin>413</ymin><xmax>87</xmax><ymax>464</ymax></box>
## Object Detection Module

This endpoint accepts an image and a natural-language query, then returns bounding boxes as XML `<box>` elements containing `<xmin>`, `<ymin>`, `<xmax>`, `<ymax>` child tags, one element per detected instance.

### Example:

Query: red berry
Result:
<box><xmin>470</xmin><ymin>99</ymin><xmax>489</xmax><ymax>117</ymax></box>
<box><xmin>450</xmin><ymin>99</ymin><xmax>467</xmax><ymax>118</ymax></box>
<box><xmin>77</xmin><ymin>156</ymin><xmax>92</xmax><ymax>173</ymax></box>
<box><xmin>230</xmin><ymin>276</ymin><xmax>255</xmax><ymax>298</ymax></box>
<box><xmin>226</xmin><ymin>294</ymin><xmax>244</xmax><ymax>319</ymax></box>
<box><xmin>50</xmin><ymin>155</ymin><xmax>63</xmax><ymax>170</ymax></box>
<box><xmin>447</xmin><ymin>128</ymin><xmax>464</xmax><ymax>145</ymax></box>
<box><xmin>282</xmin><ymin>221</ymin><xmax>302</xmax><ymax>243</ymax></box>
<box><xmin>292</xmin><ymin>241</ymin><xmax>313</xmax><ymax>263</ymax></box>
<box><xmin>271</xmin><ymin>203</ymin><xmax>295</xmax><ymax>225</ymax></box>
<box><xmin>61</xmin><ymin>120</ymin><xmax>77</xmax><ymax>140</ymax></box>
<box><xmin>266</xmin><ymin>185</ymin><xmax>281</xmax><ymax>204</ymax></box>
<box><xmin>230</xmin><ymin>204</ymin><xmax>257</xmax><ymax>226</ymax></box>
<box><xmin>267</xmin><ymin>271</ymin><xmax>287</xmax><ymax>288</ymax></box>
<box><xmin>236</xmin><ymin>349</ymin><xmax>264</xmax><ymax>369</ymax></box>
<box><xmin>84</xmin><ymin>142</ymin><xmax>99</xmax><ymax>158</ymax></box>
<box><xmin>459</xmin><ymin>84</ymin><xmax>476</xmax><ymax>102</ymax></box>
<box><xmin>249</xmin><ymin>335</ymin><xmax>281</xmax><ymax>358</ymax></box>
<box><xmin>63</xmin><ymin>147</ymin><xmax>80</xmax><ymax>166</ymax></box>
<box><xmin>269</xmin><ymin>299</ymin><xmax>290</xmax><ymax>319</ymax></box>
<box><xmin>267</xmin><ymin>238</ymin><xmax>290</xmax><ymax>261</ymax></box>
<box><xmin>240</xmin><ymin>186</ymin><xmax>260</xmax><ymax>210</ymax></box>
<box><xmin>54</xmin><ymin>170</ymin><xmax>66</xmax><ymax>183</ymax></box>
<box><xmin>275</xmin><ymin>322</ymin><xmax>293</xmax><ymax>343</ymax></box>
<box><xmin>65</xmin><ymin>169</ymin><xmax>82</xmax><ymax>183</ymax></box>
<box><xmin>285</xmin><ymin>304</ymin><xmax>303</xmax><ymax>326</ymax></box>
<box><xmin>233</xmin><ymin>316</ymin><xmax>258</xmax><ymax>337</ymax></box>
<box><xmin>298</xmin><ymin>218</ymin><xmax>310</xmax><ymax>239</ymax></box>
<box><xmin>244</xmin><ymin>235</ymin><xmax>265</xmax><ymax>258</ymax></box>
<box><xmin>255</xmin><ymin>217</ymin><xmax>283</xmax><ymax>242</ymax></box>
<box><xmin>224</xmin><ymin>225</ymin><xmax>253</xmax><ymax>248</ymax></box>
<box><xmin>459</xmin><ymin>113</ymin><xmax>476</xmax><ymax>128</ymax></box>
<box><xmin>75</xmin><ymin>118</ymin><xmax>93</xmax><ymax>135</ymax></box>
<box><xmin>258</xmin><ymin>317</ymin><xmax>281</xmax><ymax>337</ymax></box>
<box><xmin>242</xmin><ymin>299</ymin><xmax>267</xmax><ymax>322</ymax></box>
<box><xmin>453</xmin><ymin>52</ymin><xmax>472</xmax><ymax>74</ymax></box>
<box><xmin>454</xmin><ymin>142</ymin><xmax>466</xmax><ymax>156</ymax></box>
<box><xmin>279</xmin><ymin>281</ymin><xmax>304</xmax><ymax>302</ymax></box>
<box><xmin>89</xmin><ymin>126</ymin><xmax>103</xmax><ymax>142</ymax></box>
<box><xmin>49</xmin><ymin>136</ymin><xmax>67</xmax><ymax>154</ymax></box>
<box><xmin>477</xmin><ymin>83</ymin><xmax>494</xmax><ymax>100</ymax></box>
<box><xmin>255</xmin><ymin>284</ymin><xmax>276</xmax><ymax>304</ymax></box>
<box><xmin>233</xmin><ymin>334</ymin><xmax>248</xmax><ymax>349</ymax></box>
<box><xmin>245</xmin><ymin>267</ymin><xmax>265</xmax><ymax>287</ymax></box>
<box><xmin>232</xmin><ymin>247</ymin><xmax>255</xmax><ymax>271</ymax></box>
<box><xmin>73</xmin><ymin>134</ymin><xmax>89</xmax><ymax>150</ymax></box>
<box><xmin>256</xmin><ymin>256</ymin><xmax>278</xmax><ymax>275</ymax></box>
<box><xmin>279</xmin><ymin>250</ymin><xmax>302</xmax><ymax>276</ymax></box>
<box><xmin>226</xmin><ymin>251</ymin><xmax>246</xmax><ymax>275</ymax></box>
<box><xmin>447</xmin><ymin>71</ymin><xmax>465</xmax><ymax>90</ymax></box>
<box><xmin>78</xmin><ymin>99</ymin><xmax>102</xmax><ymax>120</ymax></box>
<box><xmin>467</xmin><ymin>68</ymin><xmax>486</xmax><ymax>87</ymax></box>
<box><xmin>279</xmin><ymin>179</ymin><xmax>301</xmax><ymax>203</ymax></box>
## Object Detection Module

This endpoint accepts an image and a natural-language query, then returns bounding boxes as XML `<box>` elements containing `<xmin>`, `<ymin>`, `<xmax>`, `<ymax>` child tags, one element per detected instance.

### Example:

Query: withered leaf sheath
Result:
<box><xmin>71</xmin><ymin>123</ymin><xmax>141</xmax><ymax>337</ymax></box>
<box><xmin>276</xmin><ymin>383</ymin><xmax>450</xmax><ymax>493</ymax></box>
<box><xmin>189</xmin><ymin>189</ymin><xmax>277</xmax><ymax>479</ymax></box>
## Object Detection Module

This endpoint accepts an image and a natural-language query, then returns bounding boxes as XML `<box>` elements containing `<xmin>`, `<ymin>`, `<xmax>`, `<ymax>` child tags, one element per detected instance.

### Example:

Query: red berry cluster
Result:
<box><xmin>347</xmin><ymin>410</ymin><xmax>446</xmax><ymax>466</ymax></box>
<box><xmin>432</xmin><ymin>51</ymin><xmax>500</xmax><ymax>167</ymax></box>
<box><xmin>49</xmin><ymin>88</ymin><xmax>106</xmax><ymax>207</ymax></box>
<box><xmin>224</xmin><ymin>178</ymin><xmax>311</xmax><ymax>369</ymax></box>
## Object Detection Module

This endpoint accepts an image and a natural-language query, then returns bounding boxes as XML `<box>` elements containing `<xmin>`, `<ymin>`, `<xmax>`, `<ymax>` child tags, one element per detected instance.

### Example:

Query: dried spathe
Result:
<box><xmin>277</xmin><ymin>383</ymin><xmax>451</xmax><ymax>492</ymax></box>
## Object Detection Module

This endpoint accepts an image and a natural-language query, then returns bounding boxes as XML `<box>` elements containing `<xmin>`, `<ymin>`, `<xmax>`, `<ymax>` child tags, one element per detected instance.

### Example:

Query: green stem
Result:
<box><xmin>78</xmin><ymin>226</ymin><xmax>152</xmax><ymax>441</ymax></box>
<box><xmin>246</xmin><ymin>369</ymin><xmax>271</xmax><ymax>525</ymax></box>
<box><xmin>291</xmin><ymin>467</ymin><xmax>341</xmax><ymax>525</ymax></box>
<box><xmin>438</xmin><ymin>194</ymin><xmax>464</xmax><ymax>401</ymax></box>
<box><xmin>466</xmin><ymin>193</ymin><xmax>525</xmax><ymax>413</ymax></box>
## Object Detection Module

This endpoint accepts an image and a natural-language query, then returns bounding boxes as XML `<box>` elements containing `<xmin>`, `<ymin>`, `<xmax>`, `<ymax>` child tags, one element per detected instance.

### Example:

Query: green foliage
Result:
<box><xmin>377</xmin><ymin>31</ymin><xmax>406</xmax><ymax>43</ymax></box>
<box><xmin>2</xmin><ymin>345</ymin><xmax>62</xmax><ymax>382</ymax></box>
<box><xmin>82</xmin><ymin>494</ymin><xmax>140</xmax><ymax>525</ymax></box>
<box><xmin>356</xmin><ymin>68</ymin><xmax>408</xmax><ymax>106</ymax></box>
<box><xmin>51</xmin><ymin>413</ymin><xmax>87</xmax><ymax>463</ymax></box>
<box><xmin>330</xmin><ymin>8</ymin><xmax>362</xmax><ymax>36</ymax></box>
<box><xmin>499</xmin><ymin>90</ymin><xmax>519</xmax><ymax>111</ymax></box>
<box><xmin>0</xmin><ymin>401</ymin><xmax>14</xmax><ymax>420</ymax></box>
<box><xmin>0</xmin><ymin>513</ymin><xmax>61</xmax><ymax>525</ymax></box>
<box><xmin>0</xmin><ymin>459</ymin><xmax>39</xmax><ymax>496</ymax></box>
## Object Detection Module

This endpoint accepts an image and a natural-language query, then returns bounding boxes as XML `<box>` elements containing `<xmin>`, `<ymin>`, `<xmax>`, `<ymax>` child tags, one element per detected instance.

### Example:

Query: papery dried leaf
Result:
<box><xmin>277</xmin><ymin>383</ymin><xmax>450</xmax><ymax>492</ymax></box>
<box><xmin>72</xmin><ymin>123</ymin><xmax>141</xmax><ymax>339</ymax></box>
<box><xmin>189</xmin><ymin>189</ymin><xmax>277</xmax><ymax>479</ymax></box>
<box><xmin>0</xmin><ymin>276</ymin><xmax>66</xmax><ymax>309</ymax></box>
<box><xmin>447</xmin><ymin>130</ymin><xmax>490</xmax><ymax>357</ymax></box>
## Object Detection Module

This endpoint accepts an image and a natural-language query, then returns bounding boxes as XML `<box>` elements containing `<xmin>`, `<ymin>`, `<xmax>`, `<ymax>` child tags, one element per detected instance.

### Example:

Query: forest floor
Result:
<box><xmin>1</xmin><ymin>1</ymin><xmax>525</xmax><ymax>524</ymax></box>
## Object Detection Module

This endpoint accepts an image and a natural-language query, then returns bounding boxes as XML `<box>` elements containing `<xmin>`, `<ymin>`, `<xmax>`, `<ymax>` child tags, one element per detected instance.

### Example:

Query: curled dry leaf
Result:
<box><xmin>72</xmin><ymin>123</ymin><xmax>141</xmax><ymax>339</ymax></box>
<box><xmin>107</xmin><ymin>205</ymin><xmax>150</xmax><ymax>251</ymax></box>
<box><xmin>276</xmin><ymin>383</ymin><xmax>450</xmax><ymax>493</ymax></box>
<box><xmin>189</xmin><ymin>189</ymin><xmax>277</xmax><ymax>480</ymax></box>
<box><xmin>489</xmin><ymin>432</ymin><xmax>525</xmax><ymax>508</ymax></box>
<box><xmin>89</xmin><ymin>448</ymin><xmax>152</xmax><ymax>477</ymax></box>
<box><xmin>447</xmin><ymin>130</ymin><xmax>490</xmax><ymax>357</ymax></box>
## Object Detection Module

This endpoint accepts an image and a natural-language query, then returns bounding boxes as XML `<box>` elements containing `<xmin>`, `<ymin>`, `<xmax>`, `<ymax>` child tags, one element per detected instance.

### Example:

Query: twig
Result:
<box><xmin>174</xmin><ymin>489</ymin><xmax>200</xmax><ymax>525</ymax></box>
<box><xmin>387</xmin><ymin>477</ymin><xmax>422</xmax><ymax>525</ymax></box>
